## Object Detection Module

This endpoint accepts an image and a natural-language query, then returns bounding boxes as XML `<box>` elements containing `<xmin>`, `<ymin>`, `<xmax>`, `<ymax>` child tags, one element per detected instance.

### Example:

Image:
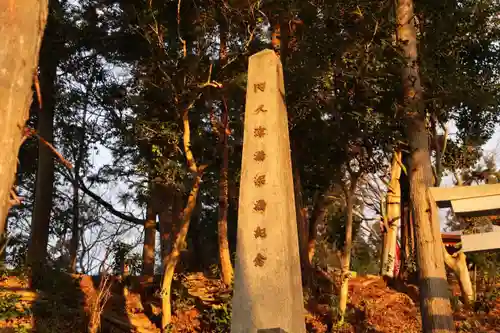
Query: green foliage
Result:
<box><xmin>0</xmin><ymin>267</ymin><xmax>29</xmax><ymax>284</ymax></box>
<box><xmin>111</xmin><ymin>241</ymin><xmax>143</xmax><ymax>275</ymax></box>
<box><xmin>0</xmin><ymin>294</ymin><xmax>30</xmax><ymax>321</ymax></box>
<box><xmin>473</xmin><ymin>287</ymin><xmax>500</xmax><ymax>314</ymax></box>
<box><xmin>171</xmin><ymin>284</ymin><xmax>196</xmax><ymax>312</ymax></box>
<box><xmin>202</xmin><ymin>302</ymin><xmax>232</xmax><ymax>333</ymax></box>
<box><xmin>450</xmin><ymin>294</ymin><xmax>461</xmax><ymax>312</ymax></box>
<box><xmin>13</xmin><ymin>325</ymin><xmax>30</xmax><ymax>333</ymax></box>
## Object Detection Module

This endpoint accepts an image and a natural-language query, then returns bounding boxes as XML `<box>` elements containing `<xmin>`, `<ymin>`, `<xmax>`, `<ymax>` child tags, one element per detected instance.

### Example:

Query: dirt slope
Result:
<box><xmin>1</xmin><ymin>272</ymin><xmax>498</xmax><ymax>332</ymax></box>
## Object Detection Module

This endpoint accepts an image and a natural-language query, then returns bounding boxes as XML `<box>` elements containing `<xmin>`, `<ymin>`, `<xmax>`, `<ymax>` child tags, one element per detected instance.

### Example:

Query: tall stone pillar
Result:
<box><xmin>231</xmin><ymin>49</ymin><xmax>306</xmax><ymax>333</ymax></box>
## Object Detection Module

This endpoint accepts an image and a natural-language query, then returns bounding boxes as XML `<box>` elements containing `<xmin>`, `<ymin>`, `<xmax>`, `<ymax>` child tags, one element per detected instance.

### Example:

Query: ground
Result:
<box><xmin>0</xmin><ymin>269</ymin><xmax>498</xmax><ymax>332</ymax></box>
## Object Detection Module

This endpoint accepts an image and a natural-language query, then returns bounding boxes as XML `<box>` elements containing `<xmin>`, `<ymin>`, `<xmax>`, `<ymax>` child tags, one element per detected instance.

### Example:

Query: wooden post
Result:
<box><xmin>231</xmin><ymin>50</ymin><xmax>306</xmax><ymax>333</ymax></box>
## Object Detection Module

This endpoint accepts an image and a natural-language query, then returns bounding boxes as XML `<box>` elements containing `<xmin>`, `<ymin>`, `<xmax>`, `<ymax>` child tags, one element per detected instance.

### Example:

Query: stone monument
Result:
<box><xmin>230</xmin><ymin>49</ymin><xmax>306</xmax><ymax>333</ymax></box>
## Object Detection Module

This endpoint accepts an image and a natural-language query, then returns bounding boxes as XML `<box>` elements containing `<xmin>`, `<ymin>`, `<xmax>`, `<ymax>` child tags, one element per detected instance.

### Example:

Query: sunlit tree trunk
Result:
<box><xmin>399</xmin><ymin>154</ymin><xmax>417</xmax><ymax>281</ymax></box>
<box><xmin>339</xmin><ymin>174</ymin><xmax>358</xmax><ymax>323</ymax></box>
<box><xmin>443</xmin><ymin>251</ymin><xmax>474</xmax><ymax>305</ymax></box>
<box><xmin>381</xmin><ymin>151</ymin><xmax>402</xmax><ymax>279</ymax></box>
<box><xmin>307</xmin><ymin>194</ymin><xmax>329</xmax><ymax>264</ymax></box>
<box><xmin>293</xmin><ymin>165</ymin><xmax>309</xmax><ymax>270</ymax></box>
<box><xmin>440</xmin><ymin>177</ymin><xmax>474</xmax><ymax>305</ymax></box>
<box><xmin>396</xmin><ymin>0</ymin><xmax>455</xmax><ymax>331</ymax></box>
<box><xmin>28</xmin><ymin>2</ymin><xmax>57</xmax><ymax>280</ymax></box>
<box><xmin>141</xmin><ymin>198</ymin><xmax>156</xmax><ymax>280</ymax></box>
<box><xmin>432</xmin><ymin>124</ymin><xmax>474</xmax><ymax>305</ymax></box>
<box><xmin>159</xmin><ymin>186</ymin><xmax>174</xmax><ymax>267</ymax></box>
<box><xmin>291</xmin><ymin>137</ymin><xmax>309</xmax><ymax>272</ymax></box>
<box><xmin>160</xmin><ymin>105</ymin><xmax>207</xmax><ymax>329</ymax></box>
<box><xmin>0</xmin><ymin>0</ymin><xmax>48</xmax><ymax>243</ymax></box>
<box><xmin>216</xmin><ymin>11</ymin><xmax>234</xmax><ymax>286</ymax></box>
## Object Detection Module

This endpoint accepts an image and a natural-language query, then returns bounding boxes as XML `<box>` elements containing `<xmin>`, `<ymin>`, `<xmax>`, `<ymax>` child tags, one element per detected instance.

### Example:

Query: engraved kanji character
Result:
<box><xmin>254</xmin><ymin>150</ymin><xmax>266</xmax><ymax>161</ymax></box>
<box><xmin>254</xmin><ymin>174</ymin><xmax>266</xmax><ymax>187</ymax></box>
<box><xmin>254</xmin><ymin>82</ymin><xmax>266</xmax><ymax>93</ymax></box>
<box><xmin>254</xmin><ymin>104</ymin><xmax>267</xmax><ymax>114</ymax></box>
<box><xmin>254</xmin><ymin>226</ymin><xmax>267</xmax><ymax>238</ymax></box>
<box><xmin>254</xmin><ymin>126</ymin><xmax>266</xmax><ymax>138</ymax></box>
<box><xmin>254</xmin><ymin>253</ymin><xmax>267</xmax><ymax>267</ymax></box>
<box><xmin>253</xmin><ymin>199</ymin><xmax>267</xmax><ymax>212</ymax></box>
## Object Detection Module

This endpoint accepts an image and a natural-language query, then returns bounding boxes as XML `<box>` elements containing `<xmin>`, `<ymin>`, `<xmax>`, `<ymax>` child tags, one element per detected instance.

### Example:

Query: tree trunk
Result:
<box><xmin>160</xmin><ymin>104</ymin><xmax>206</xmax><ymax>329</ymax></box>
<box><xmin>189</xmin><ymin>192</ymin><xmax>204</xmax><ymax>271</ymax></box>
<box><xmin>217</xmin><ymin>129</ymin><xmax>233</xmax><ymax>284</ymax></box>
<box><xmin>27</xmin><ymin>3</ymin><xmax>57</xmax><ymax>279</ymax></box>
<box><xmin>159</xmin><ymin>186</ymin><xmax>174</xmax><ymax>267</ymax></box>
<box><xmin>69</xmin><ymin>176</ymin><xmax>80</xmax><ymax>272</ymax></box>
<box><xmin>0</xmin><ymin>1</ymin><xmax>48</xmax><ymax>242</ymax></box>
<box><xmin>69</xmin><ymin>88</ymin><xmax>89</xmax><ymax>273</ymax></box>
<box><xmin>339</xmin><ymin>176</ymin><xmax>358</xmax><ymax>323</ymax></box>
<box><xmin>440</xmin><ymin>179</ymin><xmax>474</xmax><ymax>305</ymax></box>
<box><xmin>396</xmin><ymin>0</ymin><xmax>455</xmax><ymax>330</ymax></box>
<box><xmin>400</xmin><ymin>186</ymin><xmax>417</xmax><ymax>282</ymax></box>
<box><xmin>443</xmin><ymin>251</ymin><xmax>474</xmax><ymax>306</ymax></box>
<box><xmin>307</xmin><ymin>194</ymin><xmax>329</xmax><ymax>264</ymax></box>
<box><xmin>399</xmin><ymin>155</ymin><xmax>413</xmax><ymax>280</ymax></box>
<box><xmin>141</xmin><ymin>199</ymin><xmax>156</xmax><ymax>280</ymax></box>
<box><xmin>161</xmin><ymin>171</ymin><xmax>204</xmax><ymax>329</ymax></box>
<box><xmin>292</xmin><ymin>154</ymin><xmax>309</xmax><ymax>270</ymax></box>
<box><xmin>217</xmin><ymin>13</ymin><xmax>234</xmax><ymax>286</ymax></box>
<box><xmin>381</xmin><ymin>151</ymin><xmax>402</xmax><ymax>279</ymax></box>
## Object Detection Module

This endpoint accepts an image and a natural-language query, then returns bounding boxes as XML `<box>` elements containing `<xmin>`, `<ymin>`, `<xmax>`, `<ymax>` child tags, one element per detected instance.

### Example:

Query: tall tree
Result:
<box><xmin>381</xmin><ymin>151</ymin><xmax>402</xmax><ymax>279</ymax></box>
<box><xmin>141</xmin><ymin>194</ymin><xmax>156</xmax><ymax>279</ymax></box>
<box><xmin>216</xmin><ymin>8</ymin><xmax>234</xmax><ymax>286</ymax></box>
<box><xmin>28</xmin><ymin>0</ymin><xmax>63</xmax><ymax>279</ymax></box>
<box><xmin>338</xmin><ymin>170</ymin><xmax>359</xmax><ymax>323</ymax></box>
<box><xmin>0</xmin><ymin>1</ymin><xmax>49</xmax><ymax>253</ymax></box>
<box><xmin>396</xmin><ymin>0</ymin><xmax>455</xmax><ymax>331</ymax></box>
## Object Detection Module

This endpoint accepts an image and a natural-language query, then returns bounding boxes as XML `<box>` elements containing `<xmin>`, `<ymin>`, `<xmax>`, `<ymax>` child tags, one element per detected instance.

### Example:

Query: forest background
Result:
<box><xmin>2</xmin><ymin>0</ymin><xmax>500</xmax><ymax>332</ymax></box>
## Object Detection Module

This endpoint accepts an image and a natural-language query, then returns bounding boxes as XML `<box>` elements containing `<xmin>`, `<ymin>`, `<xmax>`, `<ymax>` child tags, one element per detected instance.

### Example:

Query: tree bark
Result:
<box><xmin>338</xmin><ymin>175</ymin><xmax>358</xmax><ymax>323</ymax></box>
<box><xmin>160</xmin><ymin>104</ymin><xmax>207</xmax><ymax>329</ymax></box>
<box><xmin>381</xmin><ymin>151</ymin><xmax>402</xmax><ymax>279</ymax></box>
<box><xmin>216</xmin><ymin>12</ymin><xmax>234</xmax><ymax>286</ymax></box>
<box><xmin>0</xmin><ymin>1</ymin><xmax>48</xmax><ymax>241</ymax></box>
<box><xmin>141</xmin><ymin>199</ymin><xmax>156</xmax><ymax>280</ymax></box>
<box><xmin>443</xmin><ymin>251</ymin><xmax>474</xmax><ymax>306</ymax></box>
<box><xmin>294</xmin><ymin>166</ymin><xmax>309</xmax><ymax>270</ymax></box>
<box><xmin>158</xmin><ymin>186</ymin><xmax>174</xmax><ymax>267</ymax></box>
<box><xmin>161</xmin><ymin>171</ymin><xmax>204</xmax><ymax>329</ymax></box>
<box><xmin>307</xmin><ymin>193</ymin><xmax>329</xmax><ymax>263</ymax></box>
<box><xmin>69</xmin><ymin>81</ymin><xmax>89</xmax><ymax>273</ymax></box>
<box><xmin>440</xmin><ymin>180</ymin><xmax>474</xmax><ymax>305</ymax></box>
<box><xmin>27</xmin><ymin>2</ymin><xmax>57</xmax><ymax>278</ymax></box>
<box><xmin>399</xmin><ymin>154</ymin><xmax>417</xmax><ymax>281</ymax></box>
<box><xmin>69</xmin><ymin>172</ymin><xmax>80</xmax><ymax>272</ymax></box>
<box><xmin>396</xmin><ymin>0</ymin><xmax>455</xmax><ymax>331</ymax></box>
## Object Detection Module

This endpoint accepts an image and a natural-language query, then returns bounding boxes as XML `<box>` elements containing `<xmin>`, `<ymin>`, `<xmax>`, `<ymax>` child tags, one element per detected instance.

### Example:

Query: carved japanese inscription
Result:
<box><xmin>254</xmin><ymin>150</ymin><xmax>266</xmax><ymax>161</ymax></box>
<box><xmin>254</xmin><ymin>174</ymin><xmax>266</xmax><ymax>187</ymax></box>
<box><xmin>254</xmin><ymin>82</ymin><xmax>266</xmax><ymax>93</ymax></box>
<box><xmin>254</xmin><ymin>104</ymin><xmax>268</xmax><ymax>114</ymax></box>
<box><xmin>253</xmin><ymin>199</ymin><xmax>267</xmax><ymax>212</ymax></box>
<box><xmin>253</xmin><ymin>253</ymin><xmax>267</xmax><ymax>267</ymax></box>
<box><xmin>254</xmin><ymin>126</ymin><xmax>267</xmax><ymax>138</ymax></box>
<box><xmin>254</xmin><ymin>226</ymin><xmax>267</xmax><ymax>239</ymax></box>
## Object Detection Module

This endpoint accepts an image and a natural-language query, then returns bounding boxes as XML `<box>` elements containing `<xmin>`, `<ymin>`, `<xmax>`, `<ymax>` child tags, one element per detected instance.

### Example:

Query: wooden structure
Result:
<box><xmin>430</xmin><ymin>184</ymin><xmax>500</xmax><ymax>253</ymax></box>
<box><xmin>431</xmin><ymin>184</ymin><xmax>500</xmax><ymax>218</ymax></box>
